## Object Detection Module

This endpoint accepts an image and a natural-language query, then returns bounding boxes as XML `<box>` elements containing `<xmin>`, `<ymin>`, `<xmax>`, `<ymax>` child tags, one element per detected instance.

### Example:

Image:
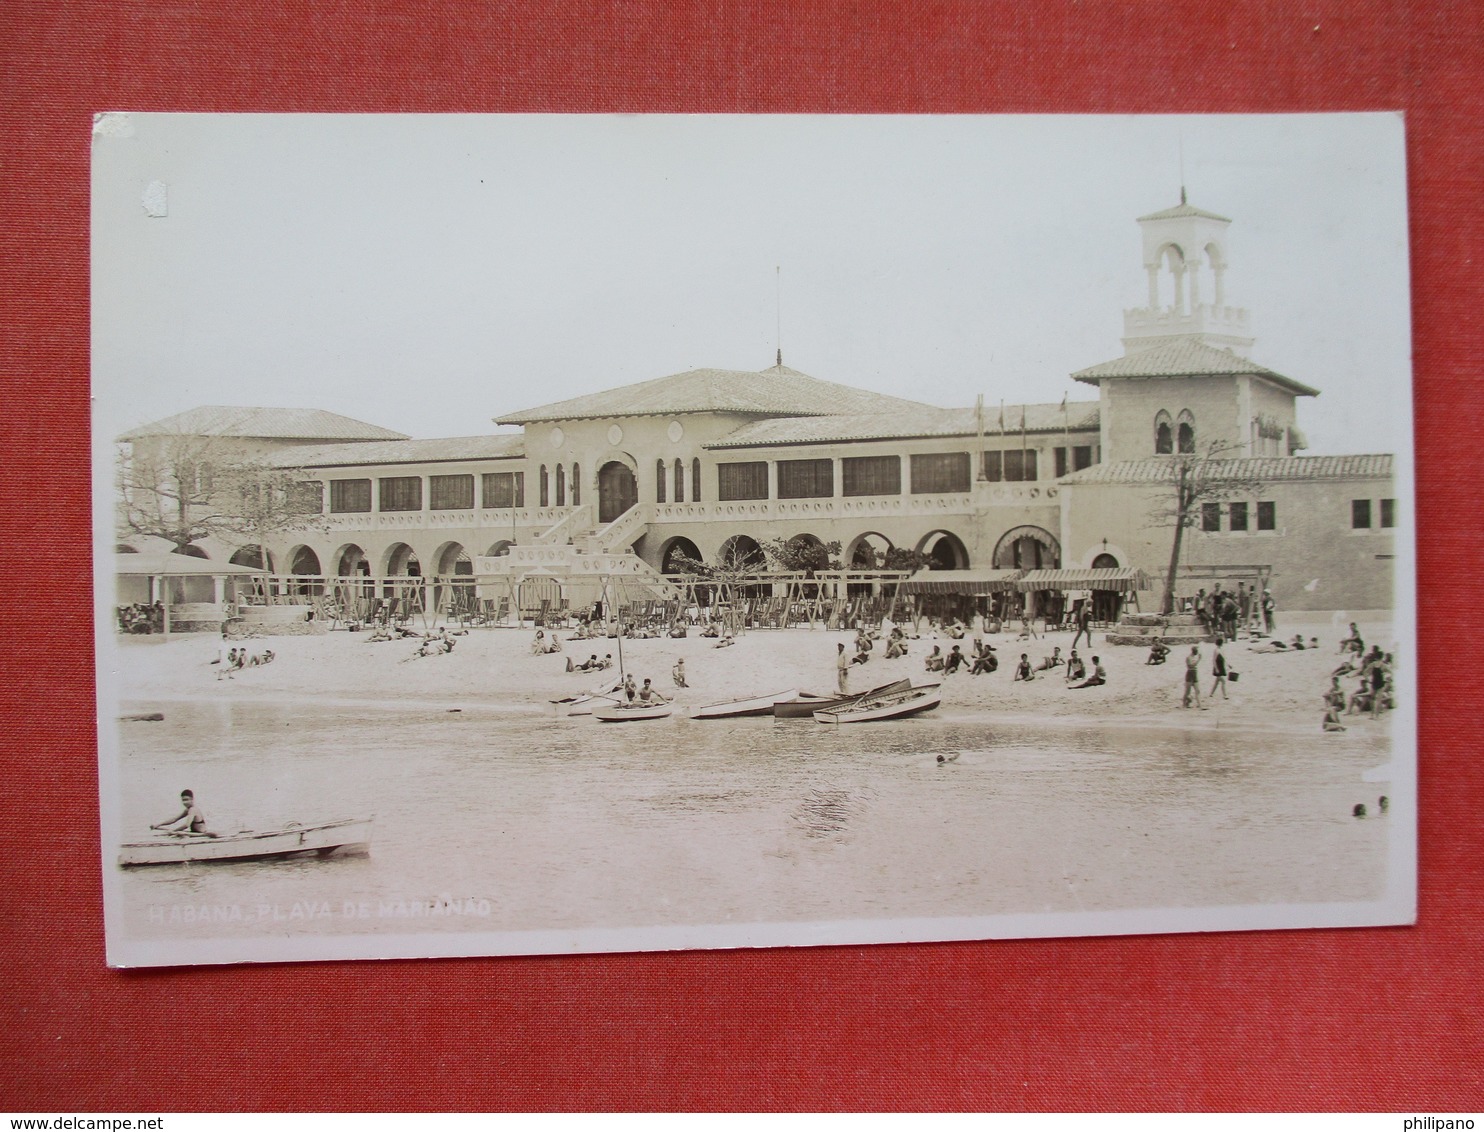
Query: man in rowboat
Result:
<box><xmin>151</xmin><ymin>789</ymin><xmax>211</xmax><ymax>836</ymax></box>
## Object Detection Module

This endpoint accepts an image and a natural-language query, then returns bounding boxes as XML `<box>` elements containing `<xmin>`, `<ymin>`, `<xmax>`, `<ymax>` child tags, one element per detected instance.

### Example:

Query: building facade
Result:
<box><xmin>115</xmin><ymin>198</ymin><xmax>1399</xmax><ymax>614</ymax></box>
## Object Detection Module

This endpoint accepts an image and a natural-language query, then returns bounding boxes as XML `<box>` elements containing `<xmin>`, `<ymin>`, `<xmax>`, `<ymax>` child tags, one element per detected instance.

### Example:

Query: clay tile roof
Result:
<box><xmin>1137</xmin><ymin>201</ymin><xmax>1233</xmax><ymax>223</ymax></box>
<box><xmin>268</xmin><ymin>435</ymin><xmax>525</xmax><ymax>469</ymax></box>
<box><xmin>117</xmin><ymin>406</ymin><xmax>408</xmax><ymax>443</ymax></box>
<box><xmin>1057</xmin><ymin>454</ymin><xmax>1394</xmax><ymax>486</ymax></box>
<box><xmin>705</xmin><ymin>401</ymin><xmax>1100</xmax><ymax>449</ymax></box>
<box><xmin>496</xmin><ymin>364</ymin><xmax>933</xmax><ymax>424</ymax></box>
<box><xmin>1071</xmin><ymin>340</ymin><xmax>1320</xmax><ymax>397</ymax></box>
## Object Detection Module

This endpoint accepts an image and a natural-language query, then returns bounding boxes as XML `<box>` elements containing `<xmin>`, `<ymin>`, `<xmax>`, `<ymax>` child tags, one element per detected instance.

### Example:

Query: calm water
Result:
<box><xmin>112</xmin><ymin>698</ymin><xmax>1392</xmax><ymax>945</ymax></box>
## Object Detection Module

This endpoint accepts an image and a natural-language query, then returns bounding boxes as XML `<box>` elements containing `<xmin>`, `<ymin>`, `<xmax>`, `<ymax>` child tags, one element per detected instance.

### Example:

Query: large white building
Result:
<box><xmin>116</xmin><ymin>196</ymin><xmax>1398</xmax><ymax>618</ymax></box>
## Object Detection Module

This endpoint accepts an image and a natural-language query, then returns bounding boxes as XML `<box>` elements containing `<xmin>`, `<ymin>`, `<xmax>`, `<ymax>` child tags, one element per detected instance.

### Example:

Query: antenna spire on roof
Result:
<box><xmin>775</xmin><ymin>266</ymin><xmax>782</xmax><ymax>368</ymax></box>
<box><xmin>1181</xmin><ymin>184</ymin><xmax>1187</xmax><ymax>205</ymax></box>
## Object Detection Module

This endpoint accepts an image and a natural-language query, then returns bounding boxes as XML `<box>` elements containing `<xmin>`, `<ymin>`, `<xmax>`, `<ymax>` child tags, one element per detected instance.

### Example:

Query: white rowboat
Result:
<box><xmin>689</xmin><ymin>689</ymin><xmax>798</xmax><ymax>720</ymax></box>
<box><xmin>119</xmin><ymin>817</ymin><xmax>374</xmax><ymax>867</ymax></box>
<box><xmin>814</xmin><ymin>686</ymin><xmax>941</xmax><ymax>724</ymax></box>
<box><xmin>592</xmin><ymin>701</ymin><xmax>673</xmax><ymax>722</ymax></box>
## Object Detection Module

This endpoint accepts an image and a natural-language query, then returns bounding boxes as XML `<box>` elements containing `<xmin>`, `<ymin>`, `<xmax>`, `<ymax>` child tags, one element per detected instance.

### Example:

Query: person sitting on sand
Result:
<box><xmin>1017</xmin><ymin>615</ymin><xmax>1039</xmax><ymax>640</ymax></box>
<box><xmin>1013</xmin><ymin>653</ymin><xmax>1034</xmax><ymax>681</ymax></box>
<box><xmin>1339</xmin><ymin>622</ymin><xmax>1364</xmax><ymax>656</ymax></box>
<box><xmin>948</xmin><ymin>619</ymin><xmax>967</xmax><ymax>640</ymax></box>
<box><xmin>672</xmin><ymin>658</ymin><xmax>688</xmax><ymax>688</ymax></box>
<box><xmin>1323</xmin><ymin>677</ymin><xmax>1347</xmax><ymax>712</ymax></box>
<box><xmin>970</xmin><ymin>642</ymin><xmax>998</xmax><ymax>675</ymax></box>
<box><xmin>531</xmin><ymin>630</ymin><xmax>547</xmax><ymax>655</ymax></box>
<box><xmin>152</xmin><ymin>789</ymin><xmax>209</xmax><ymax>835</ymax></box>
<box><xmin>944</xmin><ymin>645</ymin><xmax>966</xmax><ymax>674</ymax></box>
<box><xmin>669</xmin><ymin>620</ymin><xmax>687</xmax><ymax>638</ymax></box>
<box><xmin>1323</xmin><ymin>707</ymin><xmax>1347</xmax><ymax>732</ymax></box>
<box><xmin>924</xmin><ymin>646</ymin><xmax>945</xmax><ymax>673</ymax></box>
<box><xmin>1289</xmin><ymin>634</ymin><xmax>1307</xmax><ymax>650</ymax></box>
<box><xmin>1145</xmin><ymin>639</ymin><xmax>1170</xmax><ymax>665</ymax></box>
<box><xmin>1036</xmin><ymin>647</ymin><xmax>1063</xmax><ymax>672</ymax></box>
<box><xmin>599</xmin><ymin>653</ymin><xmax>614</xmax><ymax>669</ymax></box>
<box><xmin>1065</xmin><ymin>651</ymin><xmax>1085</xmax><ymax>682</ymax></box>
<box><xmin>884</xmin><ymin>631</ymin><xmax>909</xmax><ymax>660</ymax></box>
<box><xmin>1070</xmin><ymin>656</ymin><xmax>1107</xmax><ymax>689</ymax></box>
<box><xmin>701</xmin><ymin>622</ymin><xmax>720</xmax><ymax>638</ymax></box>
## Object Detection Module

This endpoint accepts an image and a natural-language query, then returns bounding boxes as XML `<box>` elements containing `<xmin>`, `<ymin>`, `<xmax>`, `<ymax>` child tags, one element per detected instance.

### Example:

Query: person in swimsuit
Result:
<box><xmin>1183</xmin><ymin>646</ymin><xmax>1203</xmax><ymax>708</ymax></box>
<box><xmin>152</xmin><ymin>790</ymin><xmax>209</xmax><ymax>835</ymax></box>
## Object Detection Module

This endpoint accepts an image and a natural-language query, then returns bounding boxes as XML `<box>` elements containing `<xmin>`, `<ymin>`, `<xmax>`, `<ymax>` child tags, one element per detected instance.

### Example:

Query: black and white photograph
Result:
<box><xmin>92</xmin><ymin>112</ymin><xmax>1415</xmax><ymax>967</ymax></box>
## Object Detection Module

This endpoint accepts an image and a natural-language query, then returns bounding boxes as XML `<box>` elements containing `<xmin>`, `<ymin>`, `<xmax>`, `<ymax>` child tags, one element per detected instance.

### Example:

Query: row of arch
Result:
<box><xmin>655</xmin><ymin>458</ymin><xmax>702</xmax><ymax>505</ymax></box>
<box><xmin>655</xmin><ymin>526</ymin><xmax>1063</xmax><ymax>575</ymax></box>
<box><xmin>535</xmin><ymin>458</ymin><xmax>706</xmax><ymax>510</ymax></box>
<box><xmin>1154</xmin><ymin>409</ymin><xmax>1196</xmax><ymax>455</ymax></box>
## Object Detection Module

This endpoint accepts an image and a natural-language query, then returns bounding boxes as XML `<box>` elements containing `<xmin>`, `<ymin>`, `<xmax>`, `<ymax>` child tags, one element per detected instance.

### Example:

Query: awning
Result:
<box><xmin>899</xmin><ymin>569</ymin><xmax>1025</xmax><ymax>595</ymax></box>
<box><xmin>1015</xmin><ymin>568</ymin><xmax>1151</xmax><ymax>592</ymax></box>
<box><xmin>115</xmin><ymin>553</ymin><xmax>260</xmax><ymax>578</ymax></box>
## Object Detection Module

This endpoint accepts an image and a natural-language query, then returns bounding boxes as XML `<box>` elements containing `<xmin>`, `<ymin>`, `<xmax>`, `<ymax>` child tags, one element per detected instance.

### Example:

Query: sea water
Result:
<box><xmin>110</xmin><ymin>698</ymin><xmax>1392</xmax><ymax>945</ymax></box>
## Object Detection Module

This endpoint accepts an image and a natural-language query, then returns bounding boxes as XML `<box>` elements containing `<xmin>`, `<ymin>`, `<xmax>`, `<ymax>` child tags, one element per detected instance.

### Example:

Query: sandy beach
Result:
<box><xmin>111</xmin><ymin>610</ymin><xmax>1400</xmax><ymax>736</ymax></box>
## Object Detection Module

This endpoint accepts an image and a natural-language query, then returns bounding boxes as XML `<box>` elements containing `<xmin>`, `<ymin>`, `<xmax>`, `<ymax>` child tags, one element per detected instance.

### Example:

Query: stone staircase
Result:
<box><xmin>1104</xmin><ymin>611</ymin><xmax>1215</xmax><ymax>647</ymax></box>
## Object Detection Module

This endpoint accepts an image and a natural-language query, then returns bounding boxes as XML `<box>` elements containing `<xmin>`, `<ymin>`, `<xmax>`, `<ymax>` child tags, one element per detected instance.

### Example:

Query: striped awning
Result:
<box><xmin>899</xmin><ymin>569</ymin><xmax>1025</xmax><ymax>595</ymax></box>
<box><xmin>1014</xmin><ymin>568</ymin><xmax>1151</xmax><ymax>592</ymax></box>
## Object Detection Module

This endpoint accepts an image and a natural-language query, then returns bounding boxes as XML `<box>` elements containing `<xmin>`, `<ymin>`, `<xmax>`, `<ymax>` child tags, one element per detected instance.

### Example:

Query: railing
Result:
<box><xmin>648</xmin><ymin>489</ymin><xmax>1056</xmax><ymax>524</ymax></box>
<box><xmin>589</xmin><ymin>503</ymin><xmax>653</xmax><ymax>553</ymax></box>
<box><xmin>533</xmin><ymin>502</ymin><xmax>593</xmax><ymax>545</ymax></box>
<box><xmin>320</xmin><ymin>505</ymin><xmax>577</xmax><ymax>532</ymax></box>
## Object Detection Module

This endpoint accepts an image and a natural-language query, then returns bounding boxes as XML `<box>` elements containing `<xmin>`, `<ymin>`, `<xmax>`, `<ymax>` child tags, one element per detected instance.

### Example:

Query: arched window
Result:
<box><xmin>692</xmin><ymin>458</ymin><xmax>701</xmax><ymax>502</ymax></box>
<box><xmin>1154</xmin><ymin>410</ymin><xmax>1173</xmax><ymax>455</ymax></box>
<box><xmin>656</xmin><ymin>459</ymin><xmax>666</xmax><ymax>504</ymax></box>
<box><xmin>571</xmin><ymin>464</ymin><xmax>580</xmax><ymax>506</ymax></box>
<box><xmin>673</xmin><ymin>459</ymin><xmax>684</xmax><ymax>503</ymax></box>
<box><xmin>1177</xmin><ymin>409</ymin><xmax>1196</xmax><ymax>454</ymax></box>
<box><xmin>556</xmin><ymin>463</ymin><xmax>565</xmax><ymax>506</ymax></box>
<box><xmin>539</xmin><ymin>465</ymin><xmax>548</xmax><ymax>507</ymax></box>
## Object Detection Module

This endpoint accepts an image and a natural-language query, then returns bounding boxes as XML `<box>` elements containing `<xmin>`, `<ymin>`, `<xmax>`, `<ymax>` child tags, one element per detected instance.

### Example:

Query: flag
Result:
<box><xmin>1059</xmin><ymin>393</ymin><xmax>1068</xmax><ymax>412</ymax></box>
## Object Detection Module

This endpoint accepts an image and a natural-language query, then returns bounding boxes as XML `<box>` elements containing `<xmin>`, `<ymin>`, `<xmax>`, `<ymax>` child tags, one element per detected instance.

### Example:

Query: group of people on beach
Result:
<box><xmin>1323</xmin><ymin>624</ymin><xmax>1396</xmax><ymax>730</ymax></box>
<box><xmin>212</xmin><ymin>635</ymin><xmax>275</xmax><ymax>678</ymax></box>
<box><xmin>117</xmin><ymin>602</ymin><xmax>166</xmax><ymax>634</ymax></box>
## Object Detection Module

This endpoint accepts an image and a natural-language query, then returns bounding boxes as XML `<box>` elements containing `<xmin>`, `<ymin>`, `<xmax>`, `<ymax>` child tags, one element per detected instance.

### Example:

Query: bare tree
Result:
<box><xmin>117</xmin><ymin>432</ymin><xmax>325</xmax><ymax>583</ymax></box>
<box><xmin>1151</xmin><ymin>441</ymin><xmax>1265</xmax><ymax>615</ymax></box>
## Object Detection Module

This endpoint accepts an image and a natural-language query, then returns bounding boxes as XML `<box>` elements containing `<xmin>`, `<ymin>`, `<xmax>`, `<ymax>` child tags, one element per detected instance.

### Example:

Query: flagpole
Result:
<box><xmin>975</xmin><ymin>394</ymin><xmax>985</xmax><ymax>481</ymax></box>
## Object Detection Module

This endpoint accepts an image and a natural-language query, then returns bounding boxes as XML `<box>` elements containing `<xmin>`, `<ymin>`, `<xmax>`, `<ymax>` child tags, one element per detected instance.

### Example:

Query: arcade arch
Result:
<box><xmin>659</xmin><ymin>537</ymin><xmax>703</xmax><ymax>575</ymax></box>
<box><xmin>916</xmin><ymin>529</ymin><xmax>970</xmax><ymax>571</ymax></box>
<box><xmin>598</xmin><ymin>460</ymin><xmax>639</xmax><ymax>523</ymax></box>
<box><xmin>847</xmin><ymin>531</ymin><xmax>893</xmax><ymax>569</ymax></box>
<box><xmin>992</xmin><ymin>525</ymin><xmax>1060</xmax><ymax>570</ymax></box>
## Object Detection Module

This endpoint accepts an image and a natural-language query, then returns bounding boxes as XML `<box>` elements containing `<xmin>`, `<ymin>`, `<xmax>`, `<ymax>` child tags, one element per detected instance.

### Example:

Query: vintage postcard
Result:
<box><xmin>93</xmin><ymin>113</ymin><xmax>1415</xmax><ymax>967</ymax></box>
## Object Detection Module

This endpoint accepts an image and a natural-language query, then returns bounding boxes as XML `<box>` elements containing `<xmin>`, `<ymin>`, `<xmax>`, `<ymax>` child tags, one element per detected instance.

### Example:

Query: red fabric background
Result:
<box><xmin>1</xmin><ymin>0</ymin><xmax>1480</xmax><ymax>1111</ymax></box>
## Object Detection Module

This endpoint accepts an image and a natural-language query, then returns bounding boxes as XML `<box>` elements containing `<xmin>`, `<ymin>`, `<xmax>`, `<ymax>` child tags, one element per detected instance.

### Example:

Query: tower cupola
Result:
<box><xmin>1121</xmin><ymin>191</ymin><xmax>1254</xmax><ymax>358</ymax></box>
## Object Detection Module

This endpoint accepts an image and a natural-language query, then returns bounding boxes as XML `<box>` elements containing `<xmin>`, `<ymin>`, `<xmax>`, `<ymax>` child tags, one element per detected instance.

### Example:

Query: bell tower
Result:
<box><xmin>1121</xmin><ymin>189</ymin><xmax>1254</xmax><ymax>358</ymax></box>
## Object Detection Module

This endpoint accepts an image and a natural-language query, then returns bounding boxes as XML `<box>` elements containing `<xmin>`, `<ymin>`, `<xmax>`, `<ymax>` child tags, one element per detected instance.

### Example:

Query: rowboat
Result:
<box><xmin>689</xmin><ymin>688</ymin><xmax>798</xmax><ymax>720</ymax></box>
<box><xmin>592</xmin><ymin>701</ymin><xmax>673</xmax><ymax>722</ymax></box>
<box><xmin>561</xmin><ymin>693</ymin><xmax>621</xmax><ymax>716</ymax></box>
<box><xmin>773</xmin><ymin>679</ymin><xmax>912</xmax><ymax>718</ymax></box>
<box><xmin>814</xmin><ymin>685</ymin><xmax>941</xmax><ymax>724</ymax></box>
<box><xmin>118</xmin><ymin>817</ymin><xmax>374</xmax><ymax>867</ymax></box>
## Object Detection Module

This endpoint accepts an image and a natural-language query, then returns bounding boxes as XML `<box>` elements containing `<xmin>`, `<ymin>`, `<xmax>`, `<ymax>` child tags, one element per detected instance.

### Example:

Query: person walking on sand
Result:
<box><xmin>1209</xmin><ymin>638</ymin><xmax>1229</xmax><ymax>700</ymax></box>
<box><xmin>836</xmin><ymin>642</ymin><xmax>850</xmax><ymax>694</ymax></box>
<box><xmin>672</xmin><ymin>658</ymin><xmax>688</xmax><ymax>688</ymax></box>
<box><xmin>1070</xmin><ymin>603</ymin><xmax>1093</xmax><ymax>653</ymax></box>
<box><xmin>1182</xmin><ymin>645</ymin><xmax>1204</xmax><ymax>708</ymax></box>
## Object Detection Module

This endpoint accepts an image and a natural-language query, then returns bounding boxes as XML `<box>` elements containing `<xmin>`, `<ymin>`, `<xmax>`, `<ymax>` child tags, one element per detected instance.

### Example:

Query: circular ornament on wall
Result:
<box><xmin>607</xmin><ymin>425</ymin><xmax>623</xmax><ymax>446</ymax></box>
<box><xmin>667</xmin><ymin>420</ymin><xmax>684</xmax><ymax>443</ymax></box>
<box><xmin>549</xmin><ymin>426</ymin><xmax>565</xmax><ymax>449</ymax></box>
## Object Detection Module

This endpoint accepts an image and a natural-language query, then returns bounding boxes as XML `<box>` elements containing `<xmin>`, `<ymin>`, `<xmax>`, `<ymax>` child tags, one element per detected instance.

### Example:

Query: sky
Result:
<box><xmin>92</xmin><ymin>113</ymin><xmax>1411</xmax><ymax>457</ymax></box>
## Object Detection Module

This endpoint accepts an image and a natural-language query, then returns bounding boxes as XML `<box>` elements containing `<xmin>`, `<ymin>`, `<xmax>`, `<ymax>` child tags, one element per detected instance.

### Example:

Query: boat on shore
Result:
<box><xmin>690</xmin><ymin>689</ymin><xmax>798</xmax><ymax>720</ymax></box>
<box><xmin>773</xmin><ymin>679</ymin><xmax>912</xmax><ymax>718</ymax></box>
<box><xmin>814</xmin><ymin>684</ymin><xmax>941</xmax><ymax>724</ymax></box>
<box><xmin>592</xmin><ymin>701</ymin><xmax>673</xmax><ymax>722</ymax></box>
<box><xmin>118</xmin><ymin>817</ymin><xmax>374</xmax><ymax>867</ymax></box>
